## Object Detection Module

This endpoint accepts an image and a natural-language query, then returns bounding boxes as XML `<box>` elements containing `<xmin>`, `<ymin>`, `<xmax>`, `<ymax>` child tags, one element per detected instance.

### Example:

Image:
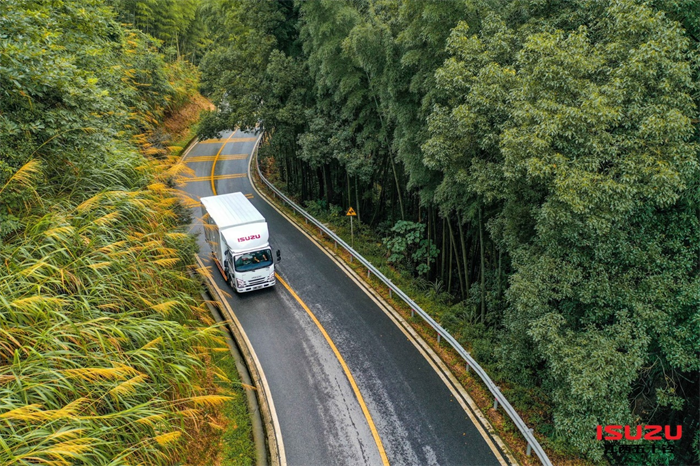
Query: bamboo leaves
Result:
<box><xmin>428</xmin><ymin>1</ymin><xmax>699</xmax><ymax>461</ymax></box>
<box><xmin>0</xmin><ymin>2</ymin><xmax>230</xmax><ymax>462</ymax></box>
<box><xmin>0</xmin><ymin>177</ymin><xmax>223</xmax><ymax>462</ymax></box>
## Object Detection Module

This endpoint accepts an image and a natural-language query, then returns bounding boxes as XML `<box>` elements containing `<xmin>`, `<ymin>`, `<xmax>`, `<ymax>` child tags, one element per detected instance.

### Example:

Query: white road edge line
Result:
<box><xmin>184</xmin><ymin>133</ymin><xmax>288</xmax><ymax>466</ymax></box>
<box><xmin>196</xmin><ymin>255</ymin><xmax>287</xmax><ymax>466</ymax></box>
<box><xmin>247</xmin><ymin>139</ymin><xmax>517</xmax><ymax>466</ymax></box>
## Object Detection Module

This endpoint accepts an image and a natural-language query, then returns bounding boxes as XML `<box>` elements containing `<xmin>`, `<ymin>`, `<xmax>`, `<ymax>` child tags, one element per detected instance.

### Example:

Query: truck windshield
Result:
<box><xmin>234</xmin><ymin>249</ymin><xmax>273</xmax><ymax>272</ymax></box>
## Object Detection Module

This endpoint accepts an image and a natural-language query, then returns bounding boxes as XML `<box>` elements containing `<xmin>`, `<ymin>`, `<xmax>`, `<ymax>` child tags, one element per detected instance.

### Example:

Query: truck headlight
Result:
<box><xmin>268</xmin><ymin>271</ymin><xmax>275</xmax><ymax>282</ymax></box>
<box><xmin>236</xmin><ymin>279</ymin><xmax>245</xmax><ymax>287</ymax></box>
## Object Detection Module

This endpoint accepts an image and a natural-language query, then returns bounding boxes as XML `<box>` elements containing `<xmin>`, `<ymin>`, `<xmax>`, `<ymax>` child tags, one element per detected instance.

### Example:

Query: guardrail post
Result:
<box><xmin>367</xmin><ymin>269</ymin><xmax>370</xmax><ymax>279</ymax></box>
<box><xmin>526</xmin><ymin>429</ymin><xmax>534</xmax><ymax>456</ymax></box>
<box><xmin>437</xmin><ymin>333</ymin><xmax>441</xmax><ymax>344</ymax></box>
<box><xmin>389</xmin><ymin>289</ymin><xmax>392</xmax><ymax>298</ymax></box>
<box><xmin>334</xmin><ymin>241</ymin><xmax>337</xmax><ymax>250</ymax></box>
<box><xmin>466</xmin><ymin>362</ymin><xmax>470</xmax><ymax>373</ymax></box>
<box><xmin>350</xmin><ymin>255</ymin><xmax>353</xmax><ymax>263</ymax></box>
<box><xmin>305</xmin><ymin>218</ymin><xmax>307</xmax><ymax>224</ymax></box>
<box><xmin>411</xmin><ymin>309</ymin><xmax>415</xmax><ymax>317</ymax></box>
<box><xmin>493</xmin><ymin>387</ymin><xmax>500</xmax><ymax>410</ymax></box>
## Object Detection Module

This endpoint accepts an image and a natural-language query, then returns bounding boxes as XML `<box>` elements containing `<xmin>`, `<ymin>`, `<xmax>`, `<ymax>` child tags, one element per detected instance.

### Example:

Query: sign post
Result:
<box><xmin>346</xmin><ymin>207</ymin><xmax>357</xmax><ymax>248</ymax></box>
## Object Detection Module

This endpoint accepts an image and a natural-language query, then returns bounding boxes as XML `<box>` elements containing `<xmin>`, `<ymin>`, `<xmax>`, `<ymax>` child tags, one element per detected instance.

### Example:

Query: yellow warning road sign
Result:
<box><xmin>346</xmin><ymin>207</ymin><xmax>357</xmax><ymax>216</ymax></box>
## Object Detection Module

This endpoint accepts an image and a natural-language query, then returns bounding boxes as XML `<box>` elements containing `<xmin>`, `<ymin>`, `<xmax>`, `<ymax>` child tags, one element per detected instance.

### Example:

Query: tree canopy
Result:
<box><xmin>197</xmin><ymin>0</ymin><xmax>700</xmax><ymax>463</ymax></box>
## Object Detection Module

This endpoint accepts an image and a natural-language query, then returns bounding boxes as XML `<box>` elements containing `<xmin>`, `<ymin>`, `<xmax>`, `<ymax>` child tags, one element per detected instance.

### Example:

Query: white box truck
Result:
<box><xmin>200</xmin><ymin>192</ymin><xmax>279</xmax><ymax>292</ymax></box>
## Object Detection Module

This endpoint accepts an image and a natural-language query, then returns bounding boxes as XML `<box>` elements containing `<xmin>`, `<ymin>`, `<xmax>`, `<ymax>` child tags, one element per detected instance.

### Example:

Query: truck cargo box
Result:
<box><xmin>200</xmin><ymin>192</ymin><xmax>276</xmax><ymax>293</ymax></box>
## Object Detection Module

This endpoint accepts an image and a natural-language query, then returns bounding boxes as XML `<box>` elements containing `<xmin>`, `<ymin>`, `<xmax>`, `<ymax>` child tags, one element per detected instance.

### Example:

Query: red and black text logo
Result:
<box><xmin>596</xmin><ymin>425</ymin><xmax>682</xmax><ymax>441</ymax></box>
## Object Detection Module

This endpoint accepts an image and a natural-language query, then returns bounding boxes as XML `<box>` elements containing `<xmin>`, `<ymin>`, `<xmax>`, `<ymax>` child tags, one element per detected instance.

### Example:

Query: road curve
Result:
<box><xmin>180</xmin><ymin>129</ymin><xmax>511</xmax><ymax>466</ymax></box>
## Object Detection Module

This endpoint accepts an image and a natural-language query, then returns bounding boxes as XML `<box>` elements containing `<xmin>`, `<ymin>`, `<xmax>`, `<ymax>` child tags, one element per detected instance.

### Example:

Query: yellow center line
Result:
<box><xmin>275</xmin><ymin>274</ymin><xmax>390</xmax><ymax>466</ymax></box>
<box><xmin>211</xmin><ymin>132</ymin><xmax>237</xmax><ymax>194</ymax></box>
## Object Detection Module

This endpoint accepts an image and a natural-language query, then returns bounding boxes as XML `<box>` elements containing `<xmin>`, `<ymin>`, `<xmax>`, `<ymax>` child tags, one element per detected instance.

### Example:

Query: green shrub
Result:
<box><xmin>382</xmin><ymin>220</ymin><xmax>438</xmax><ymax>277</ymax></box>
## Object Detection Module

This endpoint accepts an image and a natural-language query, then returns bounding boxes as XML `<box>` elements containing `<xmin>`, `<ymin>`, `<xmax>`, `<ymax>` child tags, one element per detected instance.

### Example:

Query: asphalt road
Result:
<box><xmin>180</xmin><ymin>129</ymin><xmax>509</xmax><ymax>466</ymax></box>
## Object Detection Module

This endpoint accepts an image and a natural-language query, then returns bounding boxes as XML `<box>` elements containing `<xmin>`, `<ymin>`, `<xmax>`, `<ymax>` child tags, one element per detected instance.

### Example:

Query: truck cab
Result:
<box><xmin>224</xmin><ymin>247</ymin><xmax>276</xmax><ymax>292</ymax></box>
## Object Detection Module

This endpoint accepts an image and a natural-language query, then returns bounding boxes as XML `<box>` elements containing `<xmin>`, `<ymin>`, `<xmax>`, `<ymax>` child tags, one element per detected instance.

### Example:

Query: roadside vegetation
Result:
<box><xmin>254</xmin><ymin>159</ymin><xmax>570</xmax><ymax>466</ymax></box>
<box><xmin>199</xmin><ymin>1</ymin><xmax>700</xmax><ymax>465</ymax></box>
<box><xmin>0</xmin><ymin>1</ymin><xmax>253</xmax><ymax>464</ymax></box>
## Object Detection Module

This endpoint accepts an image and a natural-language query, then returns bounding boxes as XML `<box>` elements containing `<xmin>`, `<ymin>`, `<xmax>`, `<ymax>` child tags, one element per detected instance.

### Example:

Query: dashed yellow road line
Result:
<box><xmin>182</xmin><ymin>173</ymin><xmax>246</xmax><ymax>183</ymax></box>
<box><xmin>245</xmin><ymin>193</ymin><xmax>254</xmax><ymax>199</ymax></box>
<box><xmin>199</xmin><ymin>139</ymin><xmax>226</xmax><ymax>144</ymax></box>
<box><xmin>211</xmin><ymin>174</ymin><xmax>246</xmax><ymax>180</ymax></box>
<box><xmin>186</xmin><ymin>154</ymin><xmax>249</xmax><ymax>162</ymax></box>
<box><xmin>200</xmin><ymin>137</ymin><xmax>258</xmax><ymax>144</ymax></box>
<box><xmin>275</xmin><ymin>274</ymin><xmax>390</xmax><ymax>466</ymax></box>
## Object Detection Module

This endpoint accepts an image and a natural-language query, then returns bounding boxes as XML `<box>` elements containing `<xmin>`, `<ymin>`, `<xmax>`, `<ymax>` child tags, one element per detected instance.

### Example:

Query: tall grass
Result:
<box><xmin>0</xmin><ymin>151</ymin><xmax>229</xmax><ymax>465</ymax></box>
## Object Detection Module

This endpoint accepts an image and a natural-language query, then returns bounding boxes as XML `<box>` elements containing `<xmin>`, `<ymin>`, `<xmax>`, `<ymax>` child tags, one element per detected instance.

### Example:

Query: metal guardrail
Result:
<box><xmin>252</xmin><ymin>139</ymin><xmax>552</xmax><ymax>466</ymax></box>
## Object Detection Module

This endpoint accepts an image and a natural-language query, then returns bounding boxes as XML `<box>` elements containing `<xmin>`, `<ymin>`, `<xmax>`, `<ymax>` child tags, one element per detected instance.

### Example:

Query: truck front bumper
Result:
<box><xmin>236</xmin><ymin>279</ymin><xmax>275</xmax><ymax>293</ymax></box>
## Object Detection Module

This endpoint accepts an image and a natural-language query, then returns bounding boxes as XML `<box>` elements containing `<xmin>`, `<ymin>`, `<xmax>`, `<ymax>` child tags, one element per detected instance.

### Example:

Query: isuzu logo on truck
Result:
<box><xmin>238</xmin><ymin>234</ymin><xmax>261</xmax><ymax>243</ymax></box>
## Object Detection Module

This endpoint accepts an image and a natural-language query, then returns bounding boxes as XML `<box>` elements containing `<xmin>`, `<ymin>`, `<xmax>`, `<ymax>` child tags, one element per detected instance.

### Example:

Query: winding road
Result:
<box><xmin>180</xmin><ymin>129</ymin><xmax>512</xmax><ymax>466</ymax></box>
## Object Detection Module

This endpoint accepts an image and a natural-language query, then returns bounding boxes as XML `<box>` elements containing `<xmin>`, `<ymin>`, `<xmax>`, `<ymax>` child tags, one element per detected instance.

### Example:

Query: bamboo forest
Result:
<box><xmin>1</xmin><ymin>0</ymin><xmax>699</xmax><ymax>465</ymax></box>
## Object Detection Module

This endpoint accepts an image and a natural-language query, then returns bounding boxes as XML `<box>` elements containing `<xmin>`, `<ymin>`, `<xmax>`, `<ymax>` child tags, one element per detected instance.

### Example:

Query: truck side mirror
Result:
<box><xmin>276</xmin><ymin>250</ymin><xmax>281</xmax><ymax>262</ymax></box>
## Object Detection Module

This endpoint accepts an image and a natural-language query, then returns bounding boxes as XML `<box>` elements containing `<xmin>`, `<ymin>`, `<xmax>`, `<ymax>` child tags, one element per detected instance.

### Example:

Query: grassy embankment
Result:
<box><xmin>0</xmin><ymin>91</ymin><xmax>256</xmax><ymax>466</ymax></box>
<box><xmin>0</xmin><ymin>7</ymin><xmax>255</xmax><ymax>458</ymax></box>
<box><xmin>255</xmin><ymin>153</ymin><xmax>594</xmax><ymax>466</ymax></box>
